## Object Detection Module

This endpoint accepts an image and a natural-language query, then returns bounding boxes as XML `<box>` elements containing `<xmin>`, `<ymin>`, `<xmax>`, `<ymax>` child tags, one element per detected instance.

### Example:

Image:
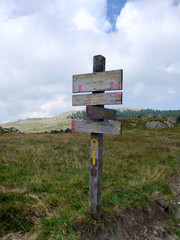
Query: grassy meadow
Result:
<box><xmin>0</xmin><ymin>122</ymin><xmax>180</xmax><ymax>239</ymax></box>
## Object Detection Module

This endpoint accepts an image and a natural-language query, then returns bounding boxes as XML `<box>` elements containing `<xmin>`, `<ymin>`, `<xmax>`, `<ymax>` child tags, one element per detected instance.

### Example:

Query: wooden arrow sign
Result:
<box><xmin>71</xmin><ymin>120</ymin><xmax>122</xmax><ymax>134</ymax></box>
<box><xmin>73</xmin><ymin>69</ymin><xmax>123</xmax><ymax>93</ymax></box>
<box><xmin>86</xmin><ymin>105</ymin><xmax>116</xmax><ymax>120</ymax></box>
<box><xmin>72</xmin><ymin>92</ymin><xmax>122</xmax><ymax>106</ymax></box>
<box><xmin>71</xmin><ymin>55</ymin><xmax>124</xmax><ymax>218</ymax></box>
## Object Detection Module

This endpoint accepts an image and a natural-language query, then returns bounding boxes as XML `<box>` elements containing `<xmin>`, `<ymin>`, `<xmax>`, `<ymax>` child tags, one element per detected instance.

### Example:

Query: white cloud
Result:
<box><xmin>160</xmin><ymin>63</ymin><xmax>180</xmax><ymax>74</ymax></box>
<box><xmin>167</xmin><ymin>87</ymin><xmax>176</xmax><ymax>95</ymax></box>
<box><xmin>73</xmin><ymin>8</ymin><xmax>99</xmax><ymax>32</ymax></box>
<box><xmin>40</xmin><ymin>95</ymin><xmax>71</xmax><ymax>114</ymax></box>
<box><xmin>0</xmin><ymin>0</ymin><xmax>180</xmax><ymax>123</ymax></box>
<box><xmin>17</xmin><ymin>94</ymin><xmax>71</xmax><ymax>120</ymax></box>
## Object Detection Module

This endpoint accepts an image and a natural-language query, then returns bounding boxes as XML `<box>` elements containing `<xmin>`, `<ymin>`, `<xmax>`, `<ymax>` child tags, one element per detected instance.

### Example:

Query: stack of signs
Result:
<box><xmin>71</xmin><ymin>69</ymin><xmax>123</xmax><ymax>133</ymax></box>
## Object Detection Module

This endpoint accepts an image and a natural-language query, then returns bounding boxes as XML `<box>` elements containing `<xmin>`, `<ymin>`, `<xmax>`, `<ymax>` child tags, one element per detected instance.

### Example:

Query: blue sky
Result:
<box><xmin>107</xmin><ymin>0</ymin><xmax>127</xmax><ymax>29</ymax></box>
<box><xmin>0</xmin><ymin>0</ymin><xmax>180</xmax><ymax>123</ymax></box>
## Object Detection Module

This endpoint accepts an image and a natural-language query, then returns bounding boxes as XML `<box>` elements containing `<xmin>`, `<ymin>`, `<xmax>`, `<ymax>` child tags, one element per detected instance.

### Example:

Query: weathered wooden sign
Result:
<box><xmin>73</xmin><ymin>69</ymin><xmax>123</xmax><ymax>93</ymax></box>
<box><xmin>72</xmin><ymin>55</ymin><xmax>123</xmax><ymax>218</ymax></box>
<box><xmin>72</xmin><ymin>92</ymin><xmax>122</xmax><ymax>106</ymax></box>
<box><xmin>86</xmin><ymin>106</ymin><xmax>116</xmax><ymax>120</ymax></box>
<box><xmin>72</xmin><ymin>120</ymin><xmax>121</xmax><ymax>134</ymax></box>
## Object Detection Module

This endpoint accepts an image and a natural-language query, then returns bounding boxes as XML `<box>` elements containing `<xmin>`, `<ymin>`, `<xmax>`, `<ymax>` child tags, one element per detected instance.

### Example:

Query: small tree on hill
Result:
<box><xmin>177</xmin><ymin>116</ymin><xmax>180</xmax><ymax>124</ymax></box>
<box><xmin>64</xmin><ymin>128</ymin><xmax>71</xmax><ymax>133</ymax></box>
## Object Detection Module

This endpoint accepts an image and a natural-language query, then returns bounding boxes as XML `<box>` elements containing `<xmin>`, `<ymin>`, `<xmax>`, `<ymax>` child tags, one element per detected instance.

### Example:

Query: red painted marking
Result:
<box><xmin>119</xmin><ymin>82</ymin><xmax>122</xmax><ymax>90</ymax></box>
<box><xmin>79</xmin><ymin>85</ymin><xmax>82</xmax><ymax>92</ymax></box>
<box><xmin>116</xmin><ymin>101</ymin><xmax>122</xmax><ymax>104</ymax></box>
<box><xmin>87</xmin><ymin>106</ymin><xmax>92</xmax><ymax>118</ymax></box>
<box><xmin>110</xmin><ymin>82</ymin><xmax>114</xmax><ymax>90</ymax></box>
<box><xmin>72</xmin><ymin>120</ymin><xmax>76</xmax><ymax>131</ymax></box>
<box><xmin>116</xmin><ymin>92</ymin><xmax>122</xmax><ymax>104</ymax></box>
<box><xmin>72</xmin><ymin>86</ymin><xmax>75</xmax><ymax>93</ymax></box>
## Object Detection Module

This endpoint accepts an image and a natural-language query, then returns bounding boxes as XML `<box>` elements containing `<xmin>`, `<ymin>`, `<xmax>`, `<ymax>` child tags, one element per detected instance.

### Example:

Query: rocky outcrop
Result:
<box><xmin>1</xmin><ymin>126</ymin><xmax>5</xmax><ymax>133</ymax></box>
<box><xmin>0</xmin><ymin>126</ymin><xmax>22</xmax><ymax>134</ymax></box>
<box><xmin>7</xmin><ymin>127</ymin><xmax>22</xmax><ymax>134</ymax></box>
<box><xmin>167</xmin><ymin>117</ymin><xmax>176</xmax><ymax>124</ymax></box>
<box><xmin>145</xmin><ymin>120</ymin><xmax>175</xmax><ymax>130</ymax></box>
<box><xmin>145</xmin><ymin>121</ymin><xmax>167</xmax><ymax>129</ymax></box>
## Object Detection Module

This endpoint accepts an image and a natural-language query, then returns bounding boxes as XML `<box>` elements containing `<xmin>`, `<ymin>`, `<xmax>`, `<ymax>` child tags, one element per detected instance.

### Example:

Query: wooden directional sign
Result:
<box><xmin>71</xmin><ymin>55</ymin><xmax>123</xmax><ymax>218</ymax></box>
<box><xmin>87</xmin><ymin>106</ymin><xmax>116</xmax><ymax>120</ymax></box>
<box><xmin>71</xmin><ymin>120</ymin><xmax>122</xmax><ymax>134</ymax></box>
<box><xmin>73</xmin><ymin>69</ymin><xmax>123</xmax><ymax>93</ymax></box>
<box><xmin>72</xmin><ymin>92</ymin><xmax>122</xmax><ymax>106</ymax></box>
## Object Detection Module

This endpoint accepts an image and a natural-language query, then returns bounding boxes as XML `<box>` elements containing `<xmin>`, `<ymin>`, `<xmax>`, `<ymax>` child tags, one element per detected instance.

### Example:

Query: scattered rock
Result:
<box><xmin>164</xmin><ymin>121</ymin><xmax>175</xmax><ymax>128</ymax></box>
<box><xmin>128</xmin><ymin>123</ymin><xmax>137</xmax><ymax>126</ymax></box>
<box><xmin>0</xmin><ymin>126</ymin><xmax>22</xmax><ymax>134</ymax></box>
<box><xmin>145</xmin><ymin>121</ymin><xmax>167</xmax><ymax>129</ymax></box>
<box><xmin>0</xmin><ymin>232</ymin><xmax>22</xmax><ymax>240</ymax></box>
<box><xmin>123</xmin><ymin>122</ymin><xmax>137</xmax><ymax>126</ymax></box>
<box><xmin>145</xmin><ymin>120</ymin><xmax>175</xmax><ymax>129</ymax></box>
<box><xmin>8</xmin><ymin>127</ymin><xmax>22</xmax><ymax>134</ymax></box>
<box><xmin>167</xmin><ymin>117</ymin><xmax>176</xmax><ymax>124</ymax></box>
<box><xmin>156</xmin><ymin>199</ymin><xmax>170</xmax><ymax>212</ymax></box>
<box><xmin>0</xmin><ymin>126</ymin><xmax>5</xmax><ymax>133</ymax></box>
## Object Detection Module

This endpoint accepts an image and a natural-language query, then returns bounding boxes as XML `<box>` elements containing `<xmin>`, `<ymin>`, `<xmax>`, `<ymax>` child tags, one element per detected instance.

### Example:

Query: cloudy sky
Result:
<box><xmin>0</xmin><ymin>0</ymin><xmax>180</xmax><ymax>123</ymax></box>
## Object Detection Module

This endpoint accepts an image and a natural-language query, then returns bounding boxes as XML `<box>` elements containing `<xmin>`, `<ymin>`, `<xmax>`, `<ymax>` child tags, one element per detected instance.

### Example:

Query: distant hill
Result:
<box><xmin>1</xmin><ymin>111</ymin><xmax>77</xmax><ymax>133</ymax></box>
<box><xmin>1</xmin><ymin>108</ymin><xmax>180</xmax><ymax>133</ymax></box>
<box><xmin>67</xmin><ymin>108</ymin><xmax>180</xmax><ymax>121</ymax></box>
<box><xmin>15</xmin><ymin>118</ymin><xmax>43</xmax><ymax>122</ymax></box>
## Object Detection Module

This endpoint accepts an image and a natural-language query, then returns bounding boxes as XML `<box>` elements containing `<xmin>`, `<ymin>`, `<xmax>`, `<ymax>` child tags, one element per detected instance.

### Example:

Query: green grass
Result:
<box><xmin>169</xmin><ymin>226</ymin><xmax>180</xmax><ymax>238</ymax></box>
<box><xmin>0</xmin><ymin>124</ymin><xmax>180</xmax><ymax>239</ymax></box>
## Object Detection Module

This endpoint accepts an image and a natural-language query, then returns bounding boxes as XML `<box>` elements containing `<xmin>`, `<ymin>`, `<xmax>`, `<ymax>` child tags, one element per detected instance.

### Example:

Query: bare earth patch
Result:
<box><xmin>1</xmin><ymin>185</ymin><xmax>180</xmax><ymax>240</ymax></box>
<box><xmin>87</xmin><ymin>176</ymin><xmax>180</xmax><ymax>240</ymax></box>
<box><xmin>93</xmin><ymin>205</ymin><xmax>178</xmax><ymax>240</ymax></box>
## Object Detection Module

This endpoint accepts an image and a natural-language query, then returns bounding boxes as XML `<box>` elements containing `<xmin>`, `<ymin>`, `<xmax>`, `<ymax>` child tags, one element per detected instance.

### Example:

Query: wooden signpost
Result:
<box><xmin>72</xmin><ymin>92</ymin><xmax>122</xmax><ymax>106</ymax></box>
<box><xmin>73</xmin><ymin>69</ymin><xmax>123</xmax><ymax>93</ymax></box>
<box><xmin>72</xmin><ymin>55</ymin><xmax>123</xmax><ymax>218</ymax></box>
<box><xmin>72</xmin><ymin>120</ymin><xmax>122</xmax><ymax>134</ymax></box>
<box><xmin>86</xmin><ymin>106</ymin><xmax>116</xmax><ymax>120</ymax></box>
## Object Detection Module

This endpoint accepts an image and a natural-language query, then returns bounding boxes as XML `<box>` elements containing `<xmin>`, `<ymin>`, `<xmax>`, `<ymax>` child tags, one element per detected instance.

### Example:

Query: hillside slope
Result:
<box><xmin>1</xmin><ymin>107</ymin><xmax>179</xmax><ymax>133</ymax></box>
<box><xmin>1</xmin><ymin>111</ymin><xmax>77</xmax><ymax>133</ymax></box>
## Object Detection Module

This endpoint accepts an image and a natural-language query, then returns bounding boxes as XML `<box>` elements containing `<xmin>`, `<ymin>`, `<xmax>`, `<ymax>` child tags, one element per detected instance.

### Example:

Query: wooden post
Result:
<box><xmin>72</xmin><ymin>55</ymin><xmax>123</xmax><ymax>218</ymax></box>
<box><xmin>89</xmin><ymin>55</ymin><xmax>105</xmax><ymax>218</ymax></box>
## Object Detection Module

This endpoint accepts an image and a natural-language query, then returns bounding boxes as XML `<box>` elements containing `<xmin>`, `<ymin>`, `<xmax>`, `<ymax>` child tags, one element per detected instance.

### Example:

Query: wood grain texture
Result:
<box><xmin>93</xmin><ymin>55</ymin><xmax>105</xmax><ymax>72</ymax></box>
<box><xmin>72</xmin><ymin>54</ymin><xmax>123</xmax><ymax>218</ymax></box>
<box><xmin>72</xmin><ymin>92</ymin><xmax>122</xmax><ymax>106</ymax></box>
<box><xmin>86</xmin><ymin>105</ymin><xmax>116</xmax><ymax>120</ymax></box>
<box><xmin>71</xmin><ymin>120</ymin><xmax>122</xmax><ymax>134</ymax></box>
<box><xmin>72</xmin><ymin>69</ymin><xmax>123</xmax><ymax>93</ymax></box>
<box><xmin>89</xmin><ymin>133</ymin><xmax>103</xmax><ymax>218</ymax></box>
<box><xmin>89</xmin><ymin>55</ymin><xmax>105</xmax><ymax>218</ymax></box>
